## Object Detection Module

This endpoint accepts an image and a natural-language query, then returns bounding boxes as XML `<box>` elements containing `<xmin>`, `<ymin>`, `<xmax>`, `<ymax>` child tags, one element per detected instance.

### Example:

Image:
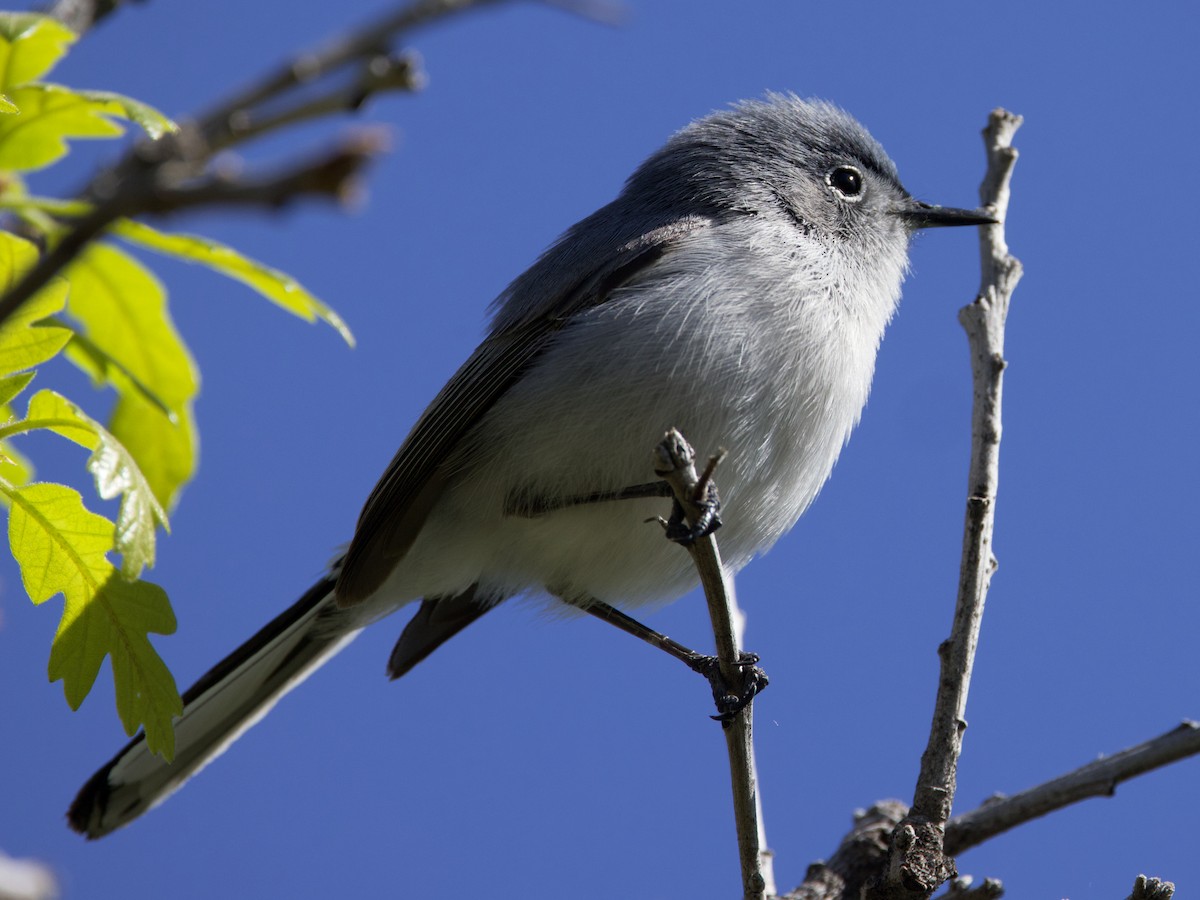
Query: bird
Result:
<box><xmin>68</xmin><ymin>94</ymin><xmax>994</xmax><ymax>838</ymax></box>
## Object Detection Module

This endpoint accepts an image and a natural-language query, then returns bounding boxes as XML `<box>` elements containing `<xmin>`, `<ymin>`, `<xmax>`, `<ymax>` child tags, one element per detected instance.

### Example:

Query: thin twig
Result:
<box><xmin>193</xmin><ymin>0</ymin><xmax>505</xmax><ymax>138</ymax></box>
<box><xmin>871</xmin><ymin>109</ymin><xmax>1023</xmax><ymax>899</ymax></box>
<box><xmin>140</xmin><ymin>130</ymin><xmax>386</xmax><ymax>214</ymax></box>
<box><xmin>210</xmin><ymin>53</ymin><xmax>425</xmax><ymax>153</ymax></box>
<box><xmin>654</xmin><ymin>429</ymin><xmax>767</xmax><ymax>900</ymax></box>
<box><xmin>193</xmin><ymin>0</ymin><xmax>619</xmax><ymax>151</ymax></box>
<box><xmin>0</xmin><ymin>133</ymin><xmax>383</xmax><ymax>329</ymax></box>
<box><xmin>946</xmin><ymin>720</ymin><xmax>1200</xmax><ymax>855</ymax></box>
<box><xmin>788</xmin><ymin>719</ymin><xmax>1200</xmax><ymax>896</ymax></box>
<box><xmin>0</xmin><ymin>0</ymin><xmax>617</xmax><ymax>333</ymax></box>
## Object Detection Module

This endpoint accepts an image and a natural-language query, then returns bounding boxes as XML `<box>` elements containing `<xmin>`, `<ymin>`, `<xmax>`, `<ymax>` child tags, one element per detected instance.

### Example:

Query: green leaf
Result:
<box><xmin>68</xmin><ymin>88</ymin><xmax>177</xmax><ymax>139</ymax></box>
<box><xmin>4</xmin><ymin>479</ymin><xmax>180</xmax><ymax>757</ymax></box>
<box><xmin>0</xmin><ymin>370</ymin><xmax>34</xmax><ymax>406</ymax></box>
<box><xmin>62</xmin><ymin>327</ymin><xmax>175</xmax><ymax>421</ymax></box>
<box><xmin>0</xmin><ymin>194</ymin><xmax>91</xmax><ymax>217</ymax></box>
<box><xmin>0</xmin><ymin>397</ymin><xmax>33</xmax><ymax>491</ymax></box>
<box><xmin>0</xmin><ymin>231</ymin><xmax>71</xmax><ymax>373</ymax></box>
<box><xmin>108</xmin><ymin>388</ymin><xmax>195</xmax><ymax>514</ymax></box>
<box><xmin>0</xmin><ymin>14</ymin><xmax>77</xmax><ymax>88</ymax></box>
<box><xmin>2</xmin><ymin>389</ymin><xmax>170</xmax><ymax>578</ymax></box>
<box><xmin>0</xmin><ymin>408</ymin><xmax>31</xmax><ymax>494</ymax></box>
<box><xmin>66</xmin><ymin>332</ymin><xmax>196</xmax><ymax>510</ymax></box>
<box><xmin>62</xmin><ymin>244</ymin><xmax>198</xmax><ymax>510</ymax></box>
<box><xmin>0</xmin><ymin>93</ymin><xmax>17</xmax><ymax>114</ymax></box>
<box><xmin>0</xmin><ymin>83</ymin><xmax>124</xmax><ymax>171</ymax></box>
<box><xmin>0</xmin><ymin>437</ymin><xmax>32</xmax><ymax>490</ymax></box>
<box><xmin>64</xmin><ymin>243</ymin><xmax>198</xmax><ymax>411</ymax></box>
<box><xmin>113</xmin><ymin>219</ymin><xmax>356</xmax><ymax>346</ymax></box>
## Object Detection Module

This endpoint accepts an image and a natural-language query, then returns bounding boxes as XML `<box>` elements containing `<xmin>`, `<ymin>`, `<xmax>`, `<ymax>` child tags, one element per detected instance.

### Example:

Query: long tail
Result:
<box><xmin>68</xmin><ymin>574</ymin><xmax>359</xmax><ymax>839</ymax></box>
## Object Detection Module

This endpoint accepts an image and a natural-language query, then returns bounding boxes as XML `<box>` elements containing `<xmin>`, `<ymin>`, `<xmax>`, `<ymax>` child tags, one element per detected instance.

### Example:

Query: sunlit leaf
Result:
<box><xmin>62</xmin><ymin>244</ymin><xmax>198</xmax><ymax>510</ymax></box>
<box><xmin>68</xmin><ymin>87</ymin><xmax>177</xmax><ymax>139</ymax></box>
<box><xmin>0</xmin><ymin>231</ymin><xmax>70</xmax><ymax>373</ymax></box>
<box><xmin>4</xmin><ymin>479</ymin><xmax>180</xmax><ymax>757</ymax></box>
<box><xmin>113</xmin><ymin>219</ymin><xmax>356</xmax><ymax>346</ymax></box>
<box><xmin>108</xmin><ymin>387</ymin><xmax>195</xmax><ymax>513</ymax></box>
<box><xmin>1</xmin><ymin>389</ymin><xmax>170</xmax><ymax>578</ymax></box>
<box><xmin>0</xmin><ymin>396</ymin><xmax>33</xmax><ymax>492</ymax></box>
<box><xmin>0</xmin><ymin>194</ymin><xmax>90</xmax><ymax>217</ymax></box>
<box><xmin>0</xmin><ymin>93</ymin><xmax>17</xmax><ymax>114</ymax></box>
<box><xmin>63</xmin><ymin>328</ymin><xmax>175</xmax><ymax>420</ymax></box>
<box><xmin>64</xmin><ymin>243</ymin><xmax>197</xmax><ymax>411</ymax></box>
<box><xmin>0</xmin><ymin>83</ymin><xmax>127</xmax><ymax>170</ymax></box>
<box><xmin>0</xmin><ymin>437</ymin><xmax>32</xmax><ymax>490</ymax></box>
<box><xmin>0</xmin><ymin>14</ymin><xmax>76</xmax><ymax>88</ymax></box>
<box><xmin>0</xmin><ymin>370</ymin><xmax>34</xmax><ymax>406</ymax></box>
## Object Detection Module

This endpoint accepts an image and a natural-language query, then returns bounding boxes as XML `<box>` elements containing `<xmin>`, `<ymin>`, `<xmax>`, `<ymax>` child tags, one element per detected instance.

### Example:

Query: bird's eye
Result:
<box><xmin>827</xmin><ymin>166</ymin><xmax>864</xmax><ymax>199</ymax></box>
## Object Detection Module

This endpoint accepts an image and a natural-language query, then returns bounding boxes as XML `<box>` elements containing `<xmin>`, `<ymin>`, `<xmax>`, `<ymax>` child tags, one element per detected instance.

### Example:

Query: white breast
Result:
<box><xmin>370</xmin><ymin>221</ymin><xmax>908</xmax><ymax>615</ymax></box>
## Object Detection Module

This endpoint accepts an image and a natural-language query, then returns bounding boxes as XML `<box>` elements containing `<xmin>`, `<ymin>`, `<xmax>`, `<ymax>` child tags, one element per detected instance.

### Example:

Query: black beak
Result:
<box><xmin>892</xmin><ymin>198</ymin><xmax>997</xmax><ymax>229</ymax></box>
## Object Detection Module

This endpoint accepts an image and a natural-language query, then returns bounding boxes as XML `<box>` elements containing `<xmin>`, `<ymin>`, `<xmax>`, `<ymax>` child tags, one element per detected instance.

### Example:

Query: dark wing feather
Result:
<box><xmin>334</xmin><ymin>218</ymin><xmax>712</xmax><ymax>606</ymax></box>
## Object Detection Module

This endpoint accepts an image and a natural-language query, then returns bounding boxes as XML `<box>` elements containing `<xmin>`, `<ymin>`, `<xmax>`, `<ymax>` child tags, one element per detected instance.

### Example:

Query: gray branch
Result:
<box><xmin>0</xmin><ymin>133</ymin><xmax>385</xmax><ymax>333</ymax></box>
<box><xmin>865</xmin><ymin>109</ymin><xmax>1023</xmax><ymax>899</ymax></box>
<box><xmin>0</xmin><ymin>0</ymin><xmax>617</xmax><ymax>332</ymax></box>
<box><xmin>787</xmin><ymin>720</ymin><xmax>1199</xmax><ymax>899</ymax></box>
<box><xmin>945</xmin><ymin>720</ymin><xmax>1200</xmax><ymax>855</ymax></box>
<box><xmin>653</xmin><ymin>429</ymin><xmax>770</xmax><ymax>900</ymax></box>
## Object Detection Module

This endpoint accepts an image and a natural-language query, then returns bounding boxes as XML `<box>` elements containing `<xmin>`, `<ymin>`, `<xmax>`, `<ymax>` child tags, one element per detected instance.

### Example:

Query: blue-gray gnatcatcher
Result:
<box><xmin>69</xmin><ymin>94</ymin><xmax>994</xmax><ymax>837</ymax></box>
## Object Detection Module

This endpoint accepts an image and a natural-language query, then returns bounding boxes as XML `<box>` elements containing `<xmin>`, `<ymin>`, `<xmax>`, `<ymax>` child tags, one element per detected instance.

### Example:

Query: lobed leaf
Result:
<box><xmin>113</xmin><ymin>219</ymin><xmax>356</xmax><ymax>346</ymax></box>
<box><xmin>63</xmin><ymin>244</ymin><xmax>198</xmax><ymax>510</ymax></box>
<box><xmin>4</xmin><ymin>479</ymin><xmax>180</xmax><ymax>757</ymax></box>
<box><xmin>0</xmin><ymin>14</ymin><xmax>76</xmax><ymax>89</ymax></box>
<box><xmin>62</xmin><ymin>328</ymin><xmax>175</xmax><ymax>421</ymax></box>
<box><xmin>0</xmin><ymin>231</ymin><xmax>70</xmax><ymax>373</ymax></box>
<box><xmin>3</xmin><ymin>389</ymin><xmax>170</xmax><ymax>578</ymax></box>
<box><xmin>68</xmin><ymin>87</ymin><xmax>177</xmax><ymax>139</ymax></box>
<box><xmin>107</xmin><ymin>387</ymin><xmax>195</xmax><ymax>514</ymax></box>
<box><xmin>0</xmin><ymin>83</ymin><xmax>124</xmax><ymax>171</ymax></box>
<box><xmin>65</xmin><ymin>243</ymin><xmax>197</xmax><ymax>411</ymax></box>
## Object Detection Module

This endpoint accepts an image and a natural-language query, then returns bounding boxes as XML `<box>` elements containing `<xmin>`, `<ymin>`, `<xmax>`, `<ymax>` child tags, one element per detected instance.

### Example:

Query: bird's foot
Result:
<box><xmin>686</xmin><ymin>651</ymin><xmax>769</xmax><ymax>722</ymax></box>
<box><xmin>663</xmin><ymin>487</ymin><xmax>722</xmax><ymax>546</ymax></box>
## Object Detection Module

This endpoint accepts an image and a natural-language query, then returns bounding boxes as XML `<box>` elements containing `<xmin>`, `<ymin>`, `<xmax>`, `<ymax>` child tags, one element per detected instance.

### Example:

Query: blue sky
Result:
<box><xmin>2</xmin><ymin>1</ymin><xmax>1198</xmax><ymax>897</ymax></box>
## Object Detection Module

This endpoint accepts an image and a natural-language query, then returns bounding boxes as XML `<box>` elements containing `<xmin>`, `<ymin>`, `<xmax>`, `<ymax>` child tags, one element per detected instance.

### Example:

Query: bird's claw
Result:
<box><xmin>663</xmin><ymin>486</ymin><xmax>722</xmax><ymax>546</ymax></box>
<box><xmin>686</xmin><ymin>651</ymin><xmax>769</xmax><ymax>722</ymax></box>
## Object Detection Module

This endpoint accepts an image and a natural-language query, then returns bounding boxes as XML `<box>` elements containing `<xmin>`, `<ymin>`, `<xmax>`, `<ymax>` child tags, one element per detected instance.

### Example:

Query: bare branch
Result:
<box><xmin>140</xmin><ymin>130</ymin><xmax>387</xmax><ymax>215</ymax></box>
<box><xmin>946</xmin><ymin>720</ymin><xmax>1200</xmax><ymax>855</ymax></box>
<box><xmin>193</xmin><ymin>0</ymin><xmax>619</xmax><ymax>153</ymax></box>
<box><xmin>869</xmin><ymin>109</ymin><xmax>1023</xmax><ymax>899</ymax></box>
<box><xmin>0</xmin><ymin>133</ymin><xmax>383</xmax><ymax>330</ymax></box>
<box><xmin>0</xmin><ymin>0</ymin><xmax>615</xmax><ymax>331</ymax></box>
<box><xmin>210</xmin><ymin>53</ymin><xmax>425</xmax><ymax>153</ymax></box>
<box><xmin>784</xmin><ymin>802</ymin><xmax>906</xmax><ymax>900</ymax></box>
<box><xmin>654</xmin><ymin>429</ymin><xmax>769</xmax><ymax>900</ymax></box>
<box><xmin>788</xmin><ymin>720</ymin><xmax>1198</xmax><ymax>898</ymax></box>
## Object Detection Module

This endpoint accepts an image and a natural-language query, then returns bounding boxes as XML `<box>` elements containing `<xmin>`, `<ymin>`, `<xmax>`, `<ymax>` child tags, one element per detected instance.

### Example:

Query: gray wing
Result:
<box><xmin>334</xmin><ymin>215</ymin><xmax>713</xmax><ymax>606</ymax></box>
